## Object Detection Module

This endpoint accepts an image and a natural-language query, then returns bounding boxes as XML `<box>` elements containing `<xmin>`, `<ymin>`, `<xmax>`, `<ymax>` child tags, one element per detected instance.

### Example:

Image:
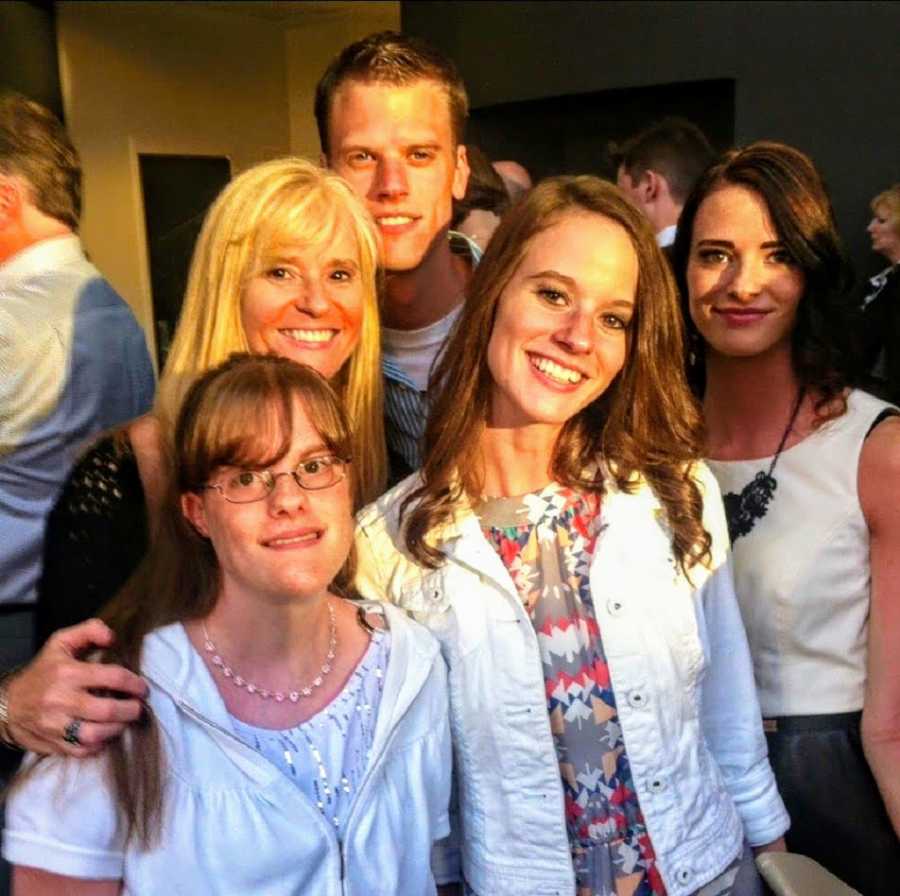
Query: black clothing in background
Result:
<box><xmin>36</xmin><ymin>434</ymin><xmax>148</xmax><ymax>646</ymax></box>
<box><xmin>860</xmin><ymin>264</ymin><xmax>900</xmax><ymax>404</ymax></box>
<box><xmin>766</xmin><ymin>715</ymin><xmax>900</xmax><ymax>896</ymax></box>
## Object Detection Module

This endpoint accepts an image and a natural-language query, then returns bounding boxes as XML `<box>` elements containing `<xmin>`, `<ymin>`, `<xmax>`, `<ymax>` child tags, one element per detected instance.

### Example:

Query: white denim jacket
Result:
<box><xmin>355</xmin><ymin>465</ymin><xmax>789</xmax><ymax>896</ymax></box>
<box><xmin>4</xmin><ymin>603</ymin><xmax>451</xmax><ymax>895</ymax></box>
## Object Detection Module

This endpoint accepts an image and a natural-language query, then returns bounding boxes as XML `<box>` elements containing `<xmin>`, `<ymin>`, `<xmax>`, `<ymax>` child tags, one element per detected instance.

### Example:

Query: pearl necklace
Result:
<box><xmin>201</xmin><ymin>601</ymin><xmax>337</xmax><ymax>702</ymax></box>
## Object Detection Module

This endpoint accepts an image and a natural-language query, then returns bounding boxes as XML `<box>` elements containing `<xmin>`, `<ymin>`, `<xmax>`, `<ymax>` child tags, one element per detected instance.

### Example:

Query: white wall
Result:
<box><xmin>57</xmin><ymin>1</ymin><xmax>293</xmax><ymax>359</ymax></box>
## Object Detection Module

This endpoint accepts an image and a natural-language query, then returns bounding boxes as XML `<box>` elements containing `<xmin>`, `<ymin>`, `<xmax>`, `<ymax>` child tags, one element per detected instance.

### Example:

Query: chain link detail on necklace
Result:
<box><xmin>722</xmin><ymin>388</ymin><xmax>805</xmax><ymax>543</ymax></box>
<box><xmin>202</xmin><ymin>600</ymin><xmax>337</xmax><ymax>702</ymax></box>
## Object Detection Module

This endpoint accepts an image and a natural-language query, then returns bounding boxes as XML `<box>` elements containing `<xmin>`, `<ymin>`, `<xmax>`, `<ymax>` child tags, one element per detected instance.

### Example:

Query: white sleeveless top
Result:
<box><xmin>707</xmin><ymin>389</ymin><xmax>894</xmax><ymax>716</ymax></box>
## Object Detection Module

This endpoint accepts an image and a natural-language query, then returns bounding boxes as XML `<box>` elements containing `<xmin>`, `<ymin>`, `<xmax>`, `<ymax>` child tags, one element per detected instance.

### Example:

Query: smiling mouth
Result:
<box><xmin>376</xmin><ymin>215</ymin><xmax>418</xmax><ymax>228</ymax></box>
<box><xmin>264</xmin><ymin>531</ymin><xmax>321</xmax><ymax>548</ymax></box>
<box><xmin>280</xmin><ymin>328</ymin><xmax>337</xmax><ymax>344</ymax></box>
<box><xmin>529</xmin><ymin>353</ymin><xmax>585</xmax><ymax>385</ymax></box>
<box><xmin>714</xmin><ymin>307</ymin><xmax>770</xmax><ymax>316</ymax></box>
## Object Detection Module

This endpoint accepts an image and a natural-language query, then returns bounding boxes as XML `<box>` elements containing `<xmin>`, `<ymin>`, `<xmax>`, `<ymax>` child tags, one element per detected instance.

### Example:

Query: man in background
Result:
<box><xmin>315</xmin><ymin>31</ymin><xmax>473</xmax><ymax>476</ymax></box>
<box><xmin>0</xmin><ymin>94</ymin><xmax>154</xmax><ymax>678</ymax></box>
<box><xmin>613</xmin><ymin>116</ymin><xmax>714</xmax><ymax>251</ymax></box>
<box><xmin>493</xmin><ymin>158</ymin><xmax>532</xmax><ymax>201</ymax></box>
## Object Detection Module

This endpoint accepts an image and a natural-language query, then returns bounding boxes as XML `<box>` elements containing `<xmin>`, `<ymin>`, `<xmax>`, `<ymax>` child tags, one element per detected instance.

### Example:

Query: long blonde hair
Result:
<box><xmin>157</xmin><ymin>157</ymin><xmax>385</xmax><ymax>504</ymax></box>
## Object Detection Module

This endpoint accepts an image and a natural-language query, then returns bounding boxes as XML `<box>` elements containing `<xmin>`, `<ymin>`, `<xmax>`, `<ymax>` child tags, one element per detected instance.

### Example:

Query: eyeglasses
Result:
<box><xmin>201</xmin><ymin>455</ymin><xmax>350</xmax><ymax>504</ymax></box>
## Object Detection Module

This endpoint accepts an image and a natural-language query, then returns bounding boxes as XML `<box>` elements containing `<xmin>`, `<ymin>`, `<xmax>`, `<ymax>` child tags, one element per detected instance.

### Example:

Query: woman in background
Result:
<box><xmin>5</xmin><ymin>354</ymin><xmax>449</xmax><ymax>895</ymax></box>
<box><xmin>860</xmin><ymin>183</ymin><xmax>900</xmax><ymax>402</ymax></box>
<box><xmin>1</xmin><ymin>158</ymin><xmax>385</xmax><ymax>757</ymax></box>
<box><xmin>674</xmin><ymin>142</ymin><xmax>900</xmax><ymax>895</ymax></box>
<box><xmin>357</xmin><ymin>176</ymin><xmax>787</xmax><ymax>896</ymax></box>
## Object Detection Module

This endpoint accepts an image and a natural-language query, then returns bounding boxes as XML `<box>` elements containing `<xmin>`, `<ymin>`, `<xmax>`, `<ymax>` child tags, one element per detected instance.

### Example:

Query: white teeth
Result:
<box><xmin>379</xmin><ymin>216</ymin><xmax>413</xmax><ymax>226</ymax></box>
<box><xmin>282</xmin><ymin>329</ymin><xmax>335</xmax><ymax>343</ymax></box>
<box><xmin>269</xmin><ymin>532</ymin><xmax>318</xmax><ymax>546</ymax></box>
<box><xmin>531</xmin><ymin>355</ymin><xmax>583</xmax><ymax>384</ymax></box>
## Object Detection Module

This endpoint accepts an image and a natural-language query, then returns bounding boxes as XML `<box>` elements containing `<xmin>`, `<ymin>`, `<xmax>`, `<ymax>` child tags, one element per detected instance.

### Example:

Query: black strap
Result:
<box><xmin>865</xmin><ymin>408</ymin><xmax>899</xmax><ymax>439</ymax></box>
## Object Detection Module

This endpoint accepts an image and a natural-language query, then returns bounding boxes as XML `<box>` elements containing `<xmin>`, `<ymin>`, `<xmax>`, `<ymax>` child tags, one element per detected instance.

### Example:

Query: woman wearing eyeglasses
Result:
<box><xmin>0</xmin><ymin>157</ymin><xmax>386</xmax><ymax>762</ymax></box>
<box><xmin>4</xmin><ymin>354</ymin><xmax>450</xmax><ymax>895</ymax></box>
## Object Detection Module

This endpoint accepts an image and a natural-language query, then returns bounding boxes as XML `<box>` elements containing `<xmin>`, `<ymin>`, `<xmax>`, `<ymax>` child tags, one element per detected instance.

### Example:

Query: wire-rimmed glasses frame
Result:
<box><xmin>200</xmin><ymin>454</ymin><xmax>351</xmax><ymax>504</ymax></box>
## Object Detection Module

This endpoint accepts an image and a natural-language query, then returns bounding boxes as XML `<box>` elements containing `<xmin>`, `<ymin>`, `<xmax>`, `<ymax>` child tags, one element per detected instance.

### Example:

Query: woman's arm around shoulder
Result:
<box><xmin>3</xmin><ymin>619</ymin><xmax>146</xmax><ymax>756</ymax></box>
<box><xmin>858</xmin><ymin>414</ymin><xmax>900</xmax><ymax>836</ymax></box>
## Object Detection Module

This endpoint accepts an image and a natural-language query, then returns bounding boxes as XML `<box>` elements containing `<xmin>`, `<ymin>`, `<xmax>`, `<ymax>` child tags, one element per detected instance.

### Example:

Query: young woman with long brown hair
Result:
<box><xmin>674</xmin><ymin>142</ymin><xmax>900</xmax><ymax>895</ymax></box>
<box><xmin>4</xmin><ymin>355</ymin><xmax>449</xmax><ymax>894</ymax></box>
<box><xmin>356</xmin><ymin>176</ymin><xmax>787</xmax><ymax>896</ymax></box>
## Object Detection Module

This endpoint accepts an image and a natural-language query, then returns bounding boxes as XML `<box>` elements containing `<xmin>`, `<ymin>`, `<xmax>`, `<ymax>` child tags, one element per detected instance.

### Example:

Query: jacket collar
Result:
<box><xmin>424</xmin><ymin>466</ymin><xmax>657</xmax><ymax>546</ymax></box>
<box><xmin>425</xmin><ymin>471</ymin><xmax>670</xmax><ymax>587</ymax></box>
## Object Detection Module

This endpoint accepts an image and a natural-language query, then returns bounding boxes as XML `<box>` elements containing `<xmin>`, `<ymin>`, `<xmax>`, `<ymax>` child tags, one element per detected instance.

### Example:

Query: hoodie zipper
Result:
<box><xmin>149</xmin><ymin>623</ymin><xmax>437</xmax><ymax>896</ymax></box>
<box><xmin>170</xmin><ymin>695</ymin><xmax>347</xmax><ymax>892</ymax></box>
<box><xmin>338</xmin><ymin>641</ymin><xmax>437</xmax><ymax>894</ymax></box>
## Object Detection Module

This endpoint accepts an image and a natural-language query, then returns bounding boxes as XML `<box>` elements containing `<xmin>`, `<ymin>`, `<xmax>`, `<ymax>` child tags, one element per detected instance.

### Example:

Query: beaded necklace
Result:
<box><xmin>202</xmin><ymin>600</ymin><xmax>337</xmax><ymax>702</ymax></box>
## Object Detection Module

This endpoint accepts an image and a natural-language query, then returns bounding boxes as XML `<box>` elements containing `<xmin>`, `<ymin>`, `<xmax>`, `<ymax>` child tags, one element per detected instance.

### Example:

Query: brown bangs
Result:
<box><xmin>175</xmin><ymin>354</ymin><xmax>353</xmax><ymax>494</ymax></box>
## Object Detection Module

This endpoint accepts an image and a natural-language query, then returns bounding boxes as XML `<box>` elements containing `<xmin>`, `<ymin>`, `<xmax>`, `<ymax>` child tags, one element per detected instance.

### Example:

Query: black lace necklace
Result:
<box><xmin>721</xmin><ymin>388</ymin><xmax>805</xmax><ymax>543</ymax></box>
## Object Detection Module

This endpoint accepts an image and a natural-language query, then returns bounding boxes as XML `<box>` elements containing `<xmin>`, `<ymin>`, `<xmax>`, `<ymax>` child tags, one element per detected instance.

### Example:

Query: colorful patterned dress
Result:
<box><xmin>479</xmin><ymin>482</ymin><xmax>748</xmax><ymax>896</ymax></box>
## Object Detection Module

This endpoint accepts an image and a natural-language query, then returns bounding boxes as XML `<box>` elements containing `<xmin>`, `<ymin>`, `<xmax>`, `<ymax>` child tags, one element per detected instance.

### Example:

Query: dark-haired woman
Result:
<box><xmin>673</xmin><ymin>141</ymin><xmax>900</xmax><ymax>894</ymax></box>
<box><xmin>357</xmin><ymin>176</ymin><xmax>788</xmax><ymax>896</ymax></box>
<box><xmin>4</xmin><ymin>355</ymin><xmax>450</xmax><ymax>895</ymax></box>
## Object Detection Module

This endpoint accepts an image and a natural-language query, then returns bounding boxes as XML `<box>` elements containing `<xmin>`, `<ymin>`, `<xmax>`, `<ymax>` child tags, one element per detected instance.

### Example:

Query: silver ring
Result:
<box><xmin>63</xmin><ymin>718</ymin><xmax>82</xmax><ymax>746</ymax></box>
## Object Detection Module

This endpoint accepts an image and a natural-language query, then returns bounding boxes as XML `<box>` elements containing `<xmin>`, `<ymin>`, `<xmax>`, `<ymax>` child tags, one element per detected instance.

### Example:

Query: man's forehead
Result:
<box><xmin>328</xmin><ymin>78</ymin><xmax>454</xmax><ymax>144</ymax></box>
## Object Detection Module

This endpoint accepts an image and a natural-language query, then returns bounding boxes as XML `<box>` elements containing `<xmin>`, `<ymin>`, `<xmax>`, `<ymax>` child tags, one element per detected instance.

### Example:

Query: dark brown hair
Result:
<box><xmin>610</xmin><ymin>116</ymin><xmax>714</xmax><ymax>205</ymax></box>
<box><xmin>0</xmin><ymin>92</ymin><xmax>81</xmax><ymax>230</ymax></box>
<box><xmin>101</xmin><ymin>354</ymin><xmax>355</xmax><ymax>846</ymax></box>
<box><xmin>315</xmin><ymin>31</ymin><xmax>469</xmax><ymax>155</ymax></box>
<box><xmin>404</xmin><ymin>175</ymin><xmax>710</xmax><ymax>575</ymax></box>
<box><xmin>672</xmin><ymin>140</ymin><xmax>858</xmax><ymax>419</ymax></box>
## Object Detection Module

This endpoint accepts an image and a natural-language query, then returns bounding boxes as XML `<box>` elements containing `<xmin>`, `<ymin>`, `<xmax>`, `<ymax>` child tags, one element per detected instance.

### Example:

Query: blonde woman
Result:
<box><xmin>0</xmin><ymin>158</ymin><xmax>386</xmax><ymax>758</ymax></box>
<box><xmin>861</xmin><ymin>183</ymin><xmax>900</xmax><ymax>402</ymax></box>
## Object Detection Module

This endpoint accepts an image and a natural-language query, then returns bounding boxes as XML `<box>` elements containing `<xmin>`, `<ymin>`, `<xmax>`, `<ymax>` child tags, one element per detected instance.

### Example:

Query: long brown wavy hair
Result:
<box><xmin>100</xmin><ymin>354</ymin><xmax>356</xmax><ymax>847</ymax></box>
<box><xmin>403</xmin><ymin>175</ymin><xmax>710</xmax><ymax>575</ymax></box>
<box><xmin>672</xmin><ymin>141</ymin><xmax>858</xmax><ymax>422</ymax></box>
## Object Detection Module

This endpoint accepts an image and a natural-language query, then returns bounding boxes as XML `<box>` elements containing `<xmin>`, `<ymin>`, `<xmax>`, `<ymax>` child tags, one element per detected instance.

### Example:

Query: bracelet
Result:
<box><xmin>0</xmin><ymin>666</ymin><xmax>23</xmax><ymax>750</ymax></box>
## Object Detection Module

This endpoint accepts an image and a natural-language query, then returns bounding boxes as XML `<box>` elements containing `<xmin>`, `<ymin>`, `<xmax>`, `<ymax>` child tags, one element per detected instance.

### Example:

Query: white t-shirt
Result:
<box><xmin>381</xmin><ymin>305</ymin><xmax>462</xmax><ymax>392</ymax></box>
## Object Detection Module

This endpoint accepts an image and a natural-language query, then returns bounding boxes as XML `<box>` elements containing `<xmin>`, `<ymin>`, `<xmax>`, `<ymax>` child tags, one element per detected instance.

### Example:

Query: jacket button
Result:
<box><xmin>676</xmin><ymin>869</ymin><xmax>690</xmax><ymax>885</ymax></box>
<box><xmin>607</xmin><ymin>598</ymin><xmax>624</xmax><ymax>615</ymax></box>
<box><xmin>627</xmin><ymin>690</ymin><xmax>647</xmax><ymax>708</ymax></box>
<box><xmin>648</xmin><ymin>777</ymin><xmax>666</xmax><ymax>793</ymax></box>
